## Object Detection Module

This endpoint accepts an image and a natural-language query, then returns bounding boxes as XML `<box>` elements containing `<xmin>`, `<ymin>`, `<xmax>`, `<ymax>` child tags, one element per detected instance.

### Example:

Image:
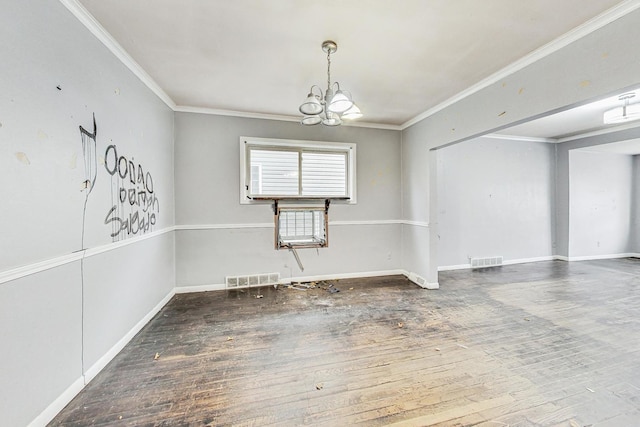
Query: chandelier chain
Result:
<box><xmin>327</xmin><ymin>49</ymin><xmax>332</xmax><ymax>94</ymax></box>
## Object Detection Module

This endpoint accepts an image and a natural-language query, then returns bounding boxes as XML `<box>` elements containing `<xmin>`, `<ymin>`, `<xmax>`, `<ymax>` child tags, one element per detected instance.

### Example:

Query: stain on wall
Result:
<box><xmin>15</xmin><ymin>152</ymin><xmax>30</xmax><ymax>165</ymax></box>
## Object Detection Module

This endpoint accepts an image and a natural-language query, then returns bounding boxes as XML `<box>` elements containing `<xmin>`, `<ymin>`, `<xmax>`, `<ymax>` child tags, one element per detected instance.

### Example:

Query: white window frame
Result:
<box><xmin>239</xmin><ymin>136</ymin><xmax>356</xmax><ymax>204</ymax></box>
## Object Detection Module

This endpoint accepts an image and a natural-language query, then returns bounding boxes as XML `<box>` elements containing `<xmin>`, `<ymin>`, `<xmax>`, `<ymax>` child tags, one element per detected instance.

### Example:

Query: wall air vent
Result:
<box><xmin>470</xmin><ymin>256</ymin><xmax>503</xmax><ymax>269</ymax></box>
<box><xmin>225</xmin><ymin>273</ymin><xmax>280</xmax><ymax>289</ymax></box>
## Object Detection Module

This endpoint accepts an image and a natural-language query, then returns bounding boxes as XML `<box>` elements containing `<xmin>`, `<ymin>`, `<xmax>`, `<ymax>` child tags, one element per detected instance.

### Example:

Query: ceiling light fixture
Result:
<box><xmin>603</xmin><ymin>92</ymin><xmax>640</xmax><ymax>124</ymax></box>
<box><xmin>299</xmin><ymin>40</ymin><xmax>362</xmax><ymax>126</ymax></box>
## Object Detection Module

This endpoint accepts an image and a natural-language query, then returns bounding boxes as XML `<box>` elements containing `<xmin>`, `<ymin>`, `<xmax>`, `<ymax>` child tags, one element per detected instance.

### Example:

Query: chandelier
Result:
<box><xmin>603</xmin><ymin>92</ymin><xmax>640</xmax><ymax>124</ymax></box>
<box><xmin>299</xmin><ymin>40</ymin><xmax>362</xmax><ymax>126</ymax></box>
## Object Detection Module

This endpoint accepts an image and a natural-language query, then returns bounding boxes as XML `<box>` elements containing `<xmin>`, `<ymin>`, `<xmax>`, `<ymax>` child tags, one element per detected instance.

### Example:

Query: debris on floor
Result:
<box><xmin>153</xmin><ymin>352</ymin><xmax>160</xmax><ymax>360</ymax></box>
<box><xmin>315</xmin><ymin>383</ymin><xmax>324</xmax><ymax>390</ymax></box>
<box><xmin>398</xmin><ymin>322</ymin><xmax>404</xmax><ymax>328</ymax></box>
<box><xmin>227</xmin><ymin>336</ymin><xmax>234</xmax><ymax>341</ymax></box>
<box><xmin>255</xmin><ymin>294</ymin><xmax>264</xmax><ymax>299</ymax></box>
<box><xmin>456</xmin><ymin>343</ymin><xmax>468</xmax><ymax>349</ymax></box>
<box><xmin>283</xmin><ymin>280</ymin><xmax>343</xmax><ymax>293</ymax></box>
<box><xmin>434</xmin><ymin>347</ymin><xmax>441</xmax><ymax>352</ymax></box>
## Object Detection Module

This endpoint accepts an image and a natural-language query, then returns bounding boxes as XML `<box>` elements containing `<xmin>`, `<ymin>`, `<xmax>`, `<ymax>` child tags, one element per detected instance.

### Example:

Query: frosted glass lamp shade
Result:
<box><xmin>342</xmin><ymin>104</ymin><xmax>362</xmax><ymax>120</ymax></box>
<box><xmin>299</xmin><ymin>94</ymin><xmax>323</xmax><ymax>115</ymax></box>
<box><xmin>328</xmin><ymin>90</ymin><xmax>353</xmax><ymax>113</ymax></box>
<box><xmin>301</xmin><ymin>115</ymin><xmax>322</xmax><ymax>126</ymax></box>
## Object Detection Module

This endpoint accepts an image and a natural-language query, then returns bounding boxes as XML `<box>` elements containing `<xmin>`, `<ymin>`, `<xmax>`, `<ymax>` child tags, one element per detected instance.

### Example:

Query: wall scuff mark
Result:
<box><xmin>15</xmin><ymin>152</ymin><xmax>30</xmax><ymax>165</ymax></box>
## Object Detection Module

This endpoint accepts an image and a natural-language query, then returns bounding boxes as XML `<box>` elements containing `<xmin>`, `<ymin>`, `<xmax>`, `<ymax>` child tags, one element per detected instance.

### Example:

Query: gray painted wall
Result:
<box><xmin>569</xmin><ymin>151</ymin><xmax>633</xmax><ymax>257</ymax></box>
<box><xmin>632</xmin><ymin>155</ymin><xmax>640</xmax><ymax>252</ymax></box>
<box><xmin>174</xmin><ymin>113</ymin><xmax>402</xmax><ymax>285</ymax></box>
<box><xmin>554</xmin><ymin>126</ymin><xmax>640</xmax><ymax>257</ymax></box>
<box><xmin>401</xmin><ymin>9</ymin><xmax>640</xmax><ymax>281</ymax></box>
<box><xmin>0</xmin><ymin>1</ymin><xmax>175</xmax><ymax>425</ymax></box>
<box><xmin>437</xmin><ymin>137</ymin><xmax>555</xmax><ymax>267</ymax></box>
<box><xmin>4</xmin><ymin>1</ymin><xmax>640</xmax><ymax>425</ymax></box>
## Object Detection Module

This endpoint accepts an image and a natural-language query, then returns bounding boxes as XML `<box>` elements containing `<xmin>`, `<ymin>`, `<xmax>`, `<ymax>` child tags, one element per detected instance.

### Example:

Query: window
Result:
<box><xmin>276</xmin><ymin>207</ymin><xmax>328</xmax><ymax>249</ymax></box>
<box><xmin>240</xmin><ymin>137</ymin><xmax>356</xmax><ymax>203</ymax></box>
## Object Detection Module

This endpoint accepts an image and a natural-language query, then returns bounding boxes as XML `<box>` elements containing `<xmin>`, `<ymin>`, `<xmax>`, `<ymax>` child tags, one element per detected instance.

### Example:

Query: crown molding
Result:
<box><xmin>175</xmin><ymin>105</ymin><xmax>401</xmax><ymax>130</ymax></box>
<box><xmin>60</xmin><ymin>0</ymin><xmax>400</xmax><ymax>130</ymax></box>
<box><xmin>400</xmin><ymin>0</ymin><xmax>640</xmax><ymax>130</ymax></box>
<box><xmin>61</xmin><ymin>0</ymin><xmax>640</xmax><ymax>132</ymax></box>
<box><xmin>174</xmin><ymin>105</ymin><xmax>299</xmax><ymax>123</ymax></box>
<box><xmin>59</xmin><ymin>0</ymin><xmax>176</xmax><ymax>109</ymax></box>
<box><xmin>482</xmin><ymin>134</ymin><xmax>558</xmax><ymax>143</ymax></box>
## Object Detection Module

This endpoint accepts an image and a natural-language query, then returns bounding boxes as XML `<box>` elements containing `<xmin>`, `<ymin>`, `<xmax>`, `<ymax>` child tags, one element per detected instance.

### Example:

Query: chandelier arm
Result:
<box><xmin>309</xmin><ymin>84</ymin><xmax>324</xmax><ymax>100</ymax></box>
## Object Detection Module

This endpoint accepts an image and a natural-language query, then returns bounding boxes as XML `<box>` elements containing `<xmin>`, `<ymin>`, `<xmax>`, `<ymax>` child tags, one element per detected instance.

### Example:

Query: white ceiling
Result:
<box><xmin>76</xmin><ymin>0</ymin><xmax>626</xmax><ymax>127</ymax></box>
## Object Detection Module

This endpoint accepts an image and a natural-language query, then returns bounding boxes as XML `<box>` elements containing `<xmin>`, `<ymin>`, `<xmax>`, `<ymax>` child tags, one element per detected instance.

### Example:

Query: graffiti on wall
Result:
<box><xmin>104</xmin><ymin>144</ymin><xmax>160</xmax><ymax>240</ymax></box>
<box><xmin>78</xmin><ymin>114</ymin><xmax>160</xmax><ymax>242</ymax></box>
<box><xmin>79</xmin><ymin>114</ymin><xmax>98</xmax><ymax>249</ymax></box>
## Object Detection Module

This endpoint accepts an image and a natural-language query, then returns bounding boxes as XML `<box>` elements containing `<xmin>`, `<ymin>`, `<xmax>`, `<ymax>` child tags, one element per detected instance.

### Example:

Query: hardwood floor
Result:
<box><xmin>50</xmin><ymin>259</ymin><xmax>640</xmax><ymax>426</ymax></box>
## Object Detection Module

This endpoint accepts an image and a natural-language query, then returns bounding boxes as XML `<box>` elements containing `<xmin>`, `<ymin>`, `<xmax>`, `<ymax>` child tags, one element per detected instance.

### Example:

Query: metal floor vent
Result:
<box><xmin>470</xmin><ymin>256</ymin><xmax>503</xmax><ymax>269</ymax></box>
<box><xmin>225</xmin><ymin>273</ymin><xmax>280</xmax><ymax>288</ymax></box>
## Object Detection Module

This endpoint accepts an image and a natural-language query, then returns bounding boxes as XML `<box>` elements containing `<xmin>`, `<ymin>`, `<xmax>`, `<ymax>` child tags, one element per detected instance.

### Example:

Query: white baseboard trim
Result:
<box><xmin>27</xmin><ymin>376</ymin><xmax>85</xmax><ymax>427</ymax></box>
<box><xmin>83</xmin><ymin>288</ymin><xmax>175</xmax><ymax>383</ymax></box>
<box><xmin>438</xmin><ymin>256</ymin><xmax>556</xmax><ymax>271</ymax></box>
<box><xmin>29</xmin><ymin>288</ymin><xmax>175</xmax><ymax>426</ymax></box>
<box><xmin>502</xmin><ymin>256</ymin><xmax>556</xmax><ymax>265</ymax></box>
<box><xmin>286</xmin><ymin>269</ymin><xmax>405</xmax><ymax>285</ymax></box>
<box><xmin>438</xmin><ymin>263</ymin><xmax>471</xmax><ymax>272</ymax></box>
<box><xmin>175</xmin><ymin>270</ymin><xmax>408</xmax><ymax>293</ymax></box>
<box><xmin>563</xmin><ymin>253</ymin><xmax>640</xmax><ymax>262</ymax></box>
<box><xmin>403</xmin><ymin>270</ymin><xmax>439</xmax><ymax>289</ymax></box>
<box><xmin>438</xmin><ymin>254</ymin><xmax>640</xmax><ymax>271</ymax></box>
<box><xmin>175</xmin><ymin>283</ymin><xmax>226</xmax><ymax>293</ymax></box>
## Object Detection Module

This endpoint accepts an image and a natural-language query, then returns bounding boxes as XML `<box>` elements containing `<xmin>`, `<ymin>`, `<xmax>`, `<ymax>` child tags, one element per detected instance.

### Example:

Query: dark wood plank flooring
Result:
<box><xmin>50</xmin><ymin>259</ymin><xmax>640</xmax><ymax>426</ymax></box>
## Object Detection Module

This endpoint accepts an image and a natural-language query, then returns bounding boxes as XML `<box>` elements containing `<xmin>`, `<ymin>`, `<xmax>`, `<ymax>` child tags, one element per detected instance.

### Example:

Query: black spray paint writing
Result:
<box><xmin>104</xmin><ymin>144</ymin><xmax>159</xmax><ymax>239</ymax></box>
<box><xmin>79</xmin><ymin>114</ymin><xmax>97</xmax><ymax>250</ymax></box>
